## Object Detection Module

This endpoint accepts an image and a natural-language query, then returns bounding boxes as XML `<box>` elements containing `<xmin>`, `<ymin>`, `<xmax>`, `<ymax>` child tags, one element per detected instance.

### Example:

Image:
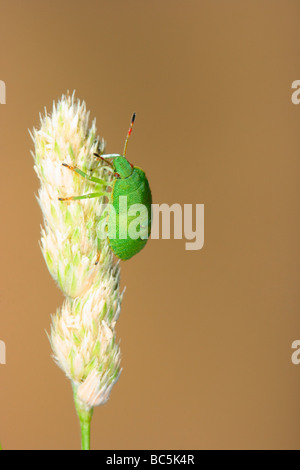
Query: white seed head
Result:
<box><xmin>32</xmin><ymin>92</ymin><xmax>122</xmax><ymax>408</ymax></box>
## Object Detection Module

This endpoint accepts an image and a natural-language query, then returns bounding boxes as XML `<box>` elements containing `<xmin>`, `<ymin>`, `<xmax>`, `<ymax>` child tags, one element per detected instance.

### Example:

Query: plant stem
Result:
<box><xmin>79</xmin><ymin>410</ymin><xmax>92</xmax><ymax>450</ymax></box>
<box><xmin>73</xmin><ymin>385</ymin><xmax>94</xmax><ymax>450</ymax></box>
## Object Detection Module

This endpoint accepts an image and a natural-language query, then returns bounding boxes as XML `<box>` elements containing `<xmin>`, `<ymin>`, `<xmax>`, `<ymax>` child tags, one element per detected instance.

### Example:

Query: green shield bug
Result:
<box><xmin>59</xmin><ymin>113</ymin><xmax>152</xmax><ymax>262</ymax></box>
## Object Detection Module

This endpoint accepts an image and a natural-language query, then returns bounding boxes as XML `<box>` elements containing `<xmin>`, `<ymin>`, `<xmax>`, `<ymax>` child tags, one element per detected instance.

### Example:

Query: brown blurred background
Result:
<box><xmin>0</xmin><ymin>0</ymin><xmax>300</xmax><ymax>450</ymax></box>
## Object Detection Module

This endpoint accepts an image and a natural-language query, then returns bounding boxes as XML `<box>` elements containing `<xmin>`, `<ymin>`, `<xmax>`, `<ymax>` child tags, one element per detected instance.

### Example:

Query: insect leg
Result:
<box><xmin>62</xmin><ymin>163</ymin><xmax>108</xmax><ymax>186</ymax></box>
<box><xmin>58</xmin><ymin>191</ymin><xmax>109</xmax><ymax>201</ymax></box>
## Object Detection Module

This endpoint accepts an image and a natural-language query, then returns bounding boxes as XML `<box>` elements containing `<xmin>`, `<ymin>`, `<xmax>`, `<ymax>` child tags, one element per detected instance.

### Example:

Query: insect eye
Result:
<box><xmin>114</xmin><ymin>172</ymin><xmax>120</xmax><ymax>179</ymax></box>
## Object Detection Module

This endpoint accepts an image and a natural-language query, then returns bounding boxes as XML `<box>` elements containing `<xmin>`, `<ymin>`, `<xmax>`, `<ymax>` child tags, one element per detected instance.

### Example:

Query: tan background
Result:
<box><xmin>0</xmin><ymin>0</ymin><xmax>300</xmax><ymax>450</ymax></box>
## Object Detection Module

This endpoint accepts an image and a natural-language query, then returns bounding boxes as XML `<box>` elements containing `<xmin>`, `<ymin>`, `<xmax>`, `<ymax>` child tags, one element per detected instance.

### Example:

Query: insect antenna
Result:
<box><xmin>93</xmin><ymin>153</ymin><xmax>114</xmax><ymax>168</ymax></box>
<box><xmin>123</xmin><ymin>112</ymin><xmax>136</xmax><ymax>157</ymax></box>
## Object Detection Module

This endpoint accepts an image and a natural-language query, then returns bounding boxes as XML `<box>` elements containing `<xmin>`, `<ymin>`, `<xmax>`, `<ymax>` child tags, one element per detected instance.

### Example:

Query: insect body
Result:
<box><xmin>59</xmin><ymin>114</ymin><xmax>152</xmax><ymax>261</ymax></box>
<box><xmin>107</xmin><ymin>155</ymin><xmax>152</xmax><ymax>260</ymax></box>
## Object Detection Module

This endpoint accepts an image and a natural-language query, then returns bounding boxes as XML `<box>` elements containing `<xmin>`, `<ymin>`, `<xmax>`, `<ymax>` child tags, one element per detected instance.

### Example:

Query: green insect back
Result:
<box><xmin>107</xmin><ymin>163</ymin><xmax>152</xmax><ymax>260</ymax></box>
